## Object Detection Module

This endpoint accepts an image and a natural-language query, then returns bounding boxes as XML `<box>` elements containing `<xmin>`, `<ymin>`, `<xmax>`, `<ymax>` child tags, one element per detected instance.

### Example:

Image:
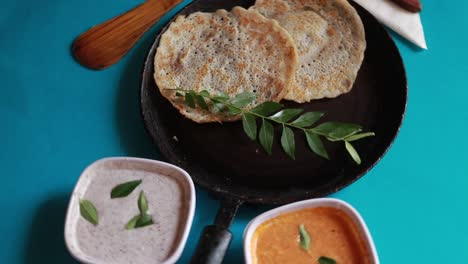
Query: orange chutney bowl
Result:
<box><xmin>243</xmin><ymin>198</ymin><xmax>379</xmax><ymax>264</ymax></box>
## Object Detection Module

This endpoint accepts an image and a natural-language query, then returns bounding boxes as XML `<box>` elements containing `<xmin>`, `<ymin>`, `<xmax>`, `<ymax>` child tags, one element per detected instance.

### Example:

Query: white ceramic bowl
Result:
<box><xmin>243</xmin><ymin>198</ymin><xmax>379</xmax><ymax>264</ymax></box>
<box><xmin>64</xmin><ymin>157</ymin><xmax>196</xmax><ymax>264</ymax></box>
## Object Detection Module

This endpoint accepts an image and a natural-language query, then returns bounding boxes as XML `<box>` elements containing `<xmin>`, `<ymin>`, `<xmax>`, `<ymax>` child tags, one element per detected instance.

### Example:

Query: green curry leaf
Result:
<box><xmin>299</xmin><ymin>224</ymin><xmax>311</xmax><ymax>251</ymax></box>
<box><xmin>79</xmin><ymin>199</ymin><xmax>99</xmax><ymax>226</ymax></box>
<box><xmin>259</xmin><ymin>119</ymin><xmax>274</xmax><ymax>155</ymax></box>
<box><xmin>110</xmin><ymin>180</ymin><xmax>142</xmax><ymax>198</ymax></box>
<box><xmin>242</xmin><ymin>113</ymin><xmax>257</xmax><ymax>140</ymax></box>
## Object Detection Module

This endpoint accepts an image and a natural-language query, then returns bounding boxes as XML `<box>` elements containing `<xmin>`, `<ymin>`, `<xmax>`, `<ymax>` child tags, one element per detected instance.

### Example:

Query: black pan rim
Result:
<box><xmin>139</xmin><ymin>1</ymin><xmax>407</xmax><ymax>205</ymax></box>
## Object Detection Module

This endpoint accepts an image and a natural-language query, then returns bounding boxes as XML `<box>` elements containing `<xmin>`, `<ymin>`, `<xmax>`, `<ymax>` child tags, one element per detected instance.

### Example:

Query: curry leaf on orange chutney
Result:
<box><xmin>318</xmin><ymin>256</ymin><xmax>337</xmax><ymax>264</ymax></box>
<box><xmin>298</xmin><ymin>224</ymin><xmax>311</xmax><ymax>251</ymax></box>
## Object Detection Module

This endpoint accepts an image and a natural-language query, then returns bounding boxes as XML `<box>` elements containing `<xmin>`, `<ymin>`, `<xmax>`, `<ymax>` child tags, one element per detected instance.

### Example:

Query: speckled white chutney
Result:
<box><xmin>65</xmin><ymin>158</ymin><xmax>194</xmax><ymax>264</ymax></box>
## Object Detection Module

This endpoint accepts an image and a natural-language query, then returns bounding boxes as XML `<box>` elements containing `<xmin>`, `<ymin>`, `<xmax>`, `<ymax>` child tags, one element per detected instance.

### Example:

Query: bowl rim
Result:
<box><xmin>64</xmin><ymin>157</ymin><xmax>196</xmax><ymax>264</ymax></box>
<box><xmin>243</xmin><ymin>198</ymin><xmax>380</xmax><ymax>264</ymax></box>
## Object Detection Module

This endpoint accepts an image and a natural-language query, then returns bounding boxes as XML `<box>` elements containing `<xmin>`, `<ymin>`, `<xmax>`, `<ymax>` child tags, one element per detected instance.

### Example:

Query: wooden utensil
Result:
<box><xmin>72</xmin><ymin>0</ymin><xmax>183</xmax><ymax>70</ymax></box>
<box><xmin>390</xmin><ymin>0</ymin><xmax>422</xmax><ymax>13</ymax></box>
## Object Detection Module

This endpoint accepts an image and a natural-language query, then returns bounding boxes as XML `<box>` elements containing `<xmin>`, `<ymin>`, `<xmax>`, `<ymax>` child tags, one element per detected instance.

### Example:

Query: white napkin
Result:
<box><xmin>353</xmin><ymin>0</ymin><xmax>427</xmax><ymax>49</ymax></box>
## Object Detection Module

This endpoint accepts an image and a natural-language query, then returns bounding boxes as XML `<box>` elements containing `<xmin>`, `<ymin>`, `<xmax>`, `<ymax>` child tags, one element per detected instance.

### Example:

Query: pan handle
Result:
<box><xmin>190</xmin><ymin>198</ymin><xmax>243</xmax><ymax>264</ymax></box>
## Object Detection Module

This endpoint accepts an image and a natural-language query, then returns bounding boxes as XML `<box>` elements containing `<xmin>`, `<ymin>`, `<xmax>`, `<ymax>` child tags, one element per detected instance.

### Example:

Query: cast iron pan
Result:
<box><xmin>140</xmin><ymin>0</ymin><xmax>407</xmax><ymax>263</ymax></box>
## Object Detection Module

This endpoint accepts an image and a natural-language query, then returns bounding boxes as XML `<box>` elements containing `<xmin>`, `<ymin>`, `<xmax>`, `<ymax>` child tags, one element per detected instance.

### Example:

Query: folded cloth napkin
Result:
<box><xmin>353</xmin><ymin>0</ymin><xmax>427</xmax><ymax>49</ymax></box>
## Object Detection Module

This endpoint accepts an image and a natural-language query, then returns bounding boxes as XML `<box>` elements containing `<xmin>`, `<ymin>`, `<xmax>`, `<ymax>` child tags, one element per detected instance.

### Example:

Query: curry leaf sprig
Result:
<box><xmin>168</xmin><ymin>89</ymin><xmax>374</xmax><ymax>164</ymax></box>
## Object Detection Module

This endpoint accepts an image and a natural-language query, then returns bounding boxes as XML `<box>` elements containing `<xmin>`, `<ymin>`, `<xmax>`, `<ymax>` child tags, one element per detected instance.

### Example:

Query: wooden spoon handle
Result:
<box><xmin>72</xmin><ymin>0</ymin><xmax>183</xmax><ymax>70</ymax></box>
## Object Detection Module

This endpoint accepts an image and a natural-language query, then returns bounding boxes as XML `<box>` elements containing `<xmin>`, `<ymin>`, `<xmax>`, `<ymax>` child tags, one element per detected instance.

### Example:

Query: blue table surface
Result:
<box><xmin>1</xmin><ymin>0</ymin><xmax>467</xmax><ymax>263</ymax></box>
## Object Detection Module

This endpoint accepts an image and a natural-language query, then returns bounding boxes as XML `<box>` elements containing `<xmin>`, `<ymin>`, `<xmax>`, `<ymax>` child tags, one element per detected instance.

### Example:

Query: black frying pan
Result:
<box><xmin>140</xmin><ymin>0</ymin><xmax>407</xmax><ymax>262</ymax></box>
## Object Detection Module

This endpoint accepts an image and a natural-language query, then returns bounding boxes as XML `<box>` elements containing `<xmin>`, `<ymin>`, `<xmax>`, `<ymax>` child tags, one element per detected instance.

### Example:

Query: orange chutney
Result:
<box><xmin>251</xmin><ymin>207</ymin><xmax>372</xmax><ymax>264</ymax></box>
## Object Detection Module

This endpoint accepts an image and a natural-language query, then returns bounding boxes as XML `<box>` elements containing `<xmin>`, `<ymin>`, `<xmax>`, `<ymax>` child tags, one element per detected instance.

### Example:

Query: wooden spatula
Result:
<box><xmin>72</xmin><ymin>0</ymin><xmax>183</xmax><ymax>70</ymax></box>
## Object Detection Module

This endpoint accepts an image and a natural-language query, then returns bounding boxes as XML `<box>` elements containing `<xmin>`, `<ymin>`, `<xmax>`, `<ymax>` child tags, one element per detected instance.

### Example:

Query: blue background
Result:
<box><xmin>1</xmin><ymin>0</ymin><xmax>467</xmax><ymax>263</ymax></box>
